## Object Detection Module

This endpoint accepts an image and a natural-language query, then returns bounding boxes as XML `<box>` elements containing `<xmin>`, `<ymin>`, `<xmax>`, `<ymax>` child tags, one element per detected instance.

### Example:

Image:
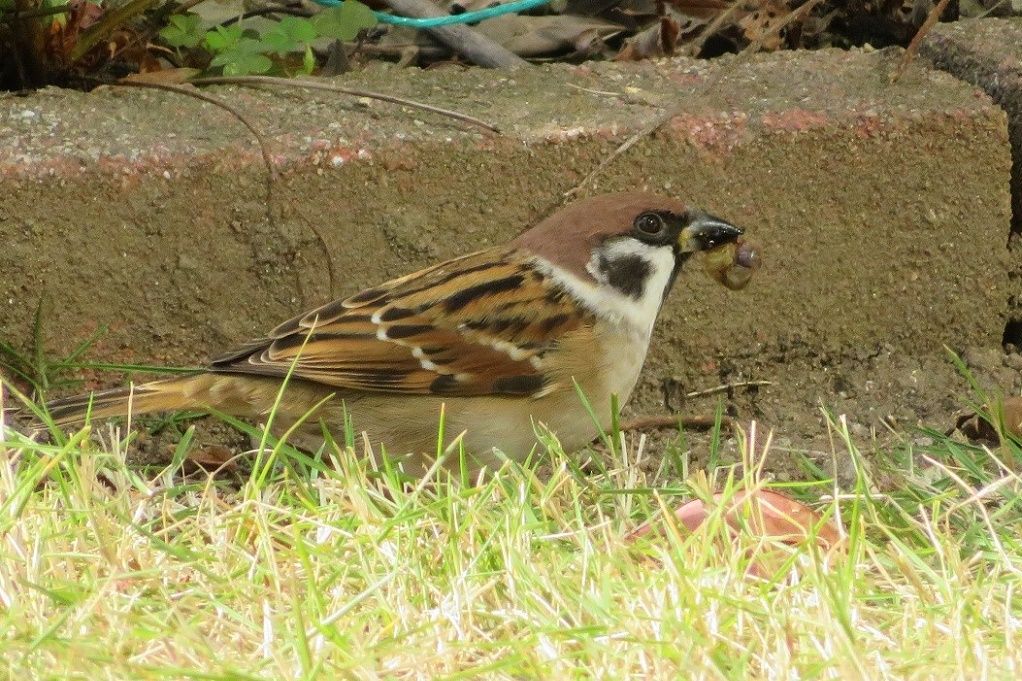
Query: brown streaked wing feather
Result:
<box><xmin>210</xmin><ymin>248</ymin><xmax>592</xmax><ymax>397</ymax></box>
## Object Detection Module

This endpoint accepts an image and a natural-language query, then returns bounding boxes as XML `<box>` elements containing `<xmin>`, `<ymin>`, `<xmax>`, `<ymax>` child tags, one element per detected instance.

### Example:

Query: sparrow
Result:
<box><xmin>45</xmin><ymin>192</ymin><xmax>756</xmax><ymax>475</ymax></box>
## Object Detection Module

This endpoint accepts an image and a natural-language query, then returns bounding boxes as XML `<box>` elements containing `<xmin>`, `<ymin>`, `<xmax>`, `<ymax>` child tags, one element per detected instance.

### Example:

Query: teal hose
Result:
<box><xmin>312</xmin><ymin>0</ymin><xmax>554</xmax><ymax>28</ymax></box>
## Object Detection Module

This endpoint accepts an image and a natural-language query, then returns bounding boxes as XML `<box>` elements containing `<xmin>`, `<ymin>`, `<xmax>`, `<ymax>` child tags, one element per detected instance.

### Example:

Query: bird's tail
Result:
<box><xmin>44</xmin><ymin>374</ymin><xmax>218</xmax><ymax>426</ymax></box>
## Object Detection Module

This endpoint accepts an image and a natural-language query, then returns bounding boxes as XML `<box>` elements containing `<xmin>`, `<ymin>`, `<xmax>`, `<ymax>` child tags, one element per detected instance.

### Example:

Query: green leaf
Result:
<box><xmin>203</xmin><ymin>24</ymin><xmax>243</xmax><ymax>53</ymax></box>
<box><xmin>280</xmin><ymin>16</ymin><xmax>318</xmax><ymax>44</ymax></box>
<box><xmin>223</xmin><ymin>55</ymin><xmax>272</xmax><ymax>76</ymax></box>
<box><xmin>159</xmin><ymin>13</ymin><xmax>204</xmax><ymax>49</ymax></box>
<box><xmin>311</xmin><ymin>1</ymin><xmax>378</xmax><ymax>42</ymax></box>
<box><xmin>210</xmin><ymin>37</ymin><xmax>274</xmax><ymax>76</ymax></box>
<box><xmin>262</xmin><ymin>17</ymin><xmax>318</xmax><ymax>54</ymax></box>
<box><xmin>261</xmin><ymin>32</ymin><xmax>298</xmax><ymax>55</ymax></box>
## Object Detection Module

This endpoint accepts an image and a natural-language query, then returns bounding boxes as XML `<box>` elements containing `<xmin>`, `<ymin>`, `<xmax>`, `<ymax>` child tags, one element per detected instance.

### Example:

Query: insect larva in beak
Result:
<box><xmin>702</xmin><ymin>239</ymin><xmax>761</xmax><ymax>291</ymax></box>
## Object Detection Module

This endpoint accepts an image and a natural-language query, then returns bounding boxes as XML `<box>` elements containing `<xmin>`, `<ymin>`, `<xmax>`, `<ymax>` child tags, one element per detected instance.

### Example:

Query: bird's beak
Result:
<box><xmin>678</xmin><ymin>212</ymin><xmax>744</xmax><ymax>253</ymax></box>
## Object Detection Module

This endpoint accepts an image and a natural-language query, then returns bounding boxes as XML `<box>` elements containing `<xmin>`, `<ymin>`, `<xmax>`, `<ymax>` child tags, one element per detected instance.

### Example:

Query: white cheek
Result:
<box><xmin>538</xmin><ymin>241</ymin><xmax>676</xmax><ymax>337</ymax></box>
<box><xmin>609</xmin><ymin>243</ymin><xmax>675</xmax><ymax>336</ymax></box>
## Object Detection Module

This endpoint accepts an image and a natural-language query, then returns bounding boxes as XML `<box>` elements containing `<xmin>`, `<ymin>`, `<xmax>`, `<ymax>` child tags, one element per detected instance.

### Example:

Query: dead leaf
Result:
<box><xmin>185</xmin><ymin>444</ymin><xmax>237</xmax><ymax>472</ymax></box>
<box><xmin>616</xmin><ymin>15</ymin><xmax>681</xmax><ymax>60</ymax></box>
<box><xmin>46</xmin><ymin>0</ymin><xmax>104</xmax><ymax>63</ymax></box>
<box><xmin>738</xmin><ymin>0</ymin><xmax>791</xmax><ymax>51</ymax></box>
<box><xmin>626</xmin><ymin>489</ymin><xmax>843</xmax><ymax>576</ymax></box>
<box><xmin>1001</xmin><ymin>397</ymin><xmax>1022</xmax><ymax>439</ymax></box>
<box><xmin>954</xmin><ymin>395</ymin><xmax>1022</xmax><ymax>445</ymax></box>
<box><xmin>571</xmin><ymin>28</ymin><xmax>612</xmax><ymax>59</ymax></box>
<box><xmin>121</xmin><ymin>68</ymin><xmax>200</xmax><ymax>85</ymax></box>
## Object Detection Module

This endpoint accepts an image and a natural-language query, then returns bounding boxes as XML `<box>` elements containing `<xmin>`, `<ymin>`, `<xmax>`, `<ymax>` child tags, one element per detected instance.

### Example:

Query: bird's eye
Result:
<box><xmin>634</xmin><ymin>212</ymin><xmax>666</xmax><ymax>237</ymax></box>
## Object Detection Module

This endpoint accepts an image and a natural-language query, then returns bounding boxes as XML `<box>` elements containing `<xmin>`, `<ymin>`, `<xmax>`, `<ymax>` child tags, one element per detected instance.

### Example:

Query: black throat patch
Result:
<box><xmin>596</xmin><ymin>253</ymin><xmax>652</xmax><ymax>299</ymax></box>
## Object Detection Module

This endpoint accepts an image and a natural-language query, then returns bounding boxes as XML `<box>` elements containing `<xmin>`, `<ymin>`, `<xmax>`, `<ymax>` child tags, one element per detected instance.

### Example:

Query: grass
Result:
<box><xmin>1</xmin><ymin>399</ymin><xmax>1021</xmax><ymax>679</ymax></box>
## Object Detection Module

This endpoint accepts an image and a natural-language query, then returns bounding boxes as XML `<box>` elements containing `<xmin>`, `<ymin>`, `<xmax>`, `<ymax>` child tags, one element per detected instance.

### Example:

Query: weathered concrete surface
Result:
<box><xmin>922</xmin><ymin>18</ymin><xmax>1022</xmax><ymax>346</ymax></box>
<box><xmin>0</xmin><ymin>48</ymin><xmax>1013</xmax><ymax>453</ymax></box>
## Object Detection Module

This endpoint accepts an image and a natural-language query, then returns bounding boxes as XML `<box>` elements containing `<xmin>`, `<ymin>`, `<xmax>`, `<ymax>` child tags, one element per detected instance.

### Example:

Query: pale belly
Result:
<box><xmin>268</xmin><ymin>322</ymin><xmax>653</xmax><ymax>475</ymax></box>
<box><xmin>370</xmin><ymin>321</ymin><xmax>650</xmax><ymax>472</ymax></box>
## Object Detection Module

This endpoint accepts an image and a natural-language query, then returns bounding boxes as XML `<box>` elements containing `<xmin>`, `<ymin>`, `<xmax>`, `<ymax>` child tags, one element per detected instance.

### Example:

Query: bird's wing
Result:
<box><xmin>210</xmin><ymin>248</ymin><xmax>592</xmax><ymax>397</ymax></box>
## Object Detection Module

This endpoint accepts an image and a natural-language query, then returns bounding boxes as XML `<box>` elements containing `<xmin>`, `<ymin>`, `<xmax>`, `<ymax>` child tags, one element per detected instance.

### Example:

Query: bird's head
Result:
<box><xmin>515</xmin><ymin>192</ymin><xmax>756</xmax><ymax>326</ymax></box>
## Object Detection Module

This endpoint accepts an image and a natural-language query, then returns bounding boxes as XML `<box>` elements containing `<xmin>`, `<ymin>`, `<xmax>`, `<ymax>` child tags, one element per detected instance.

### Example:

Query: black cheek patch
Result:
<box><xmin>598</xmin><ymin>254</ymin><xmax>651</xmax><ymax>299</ymax></box>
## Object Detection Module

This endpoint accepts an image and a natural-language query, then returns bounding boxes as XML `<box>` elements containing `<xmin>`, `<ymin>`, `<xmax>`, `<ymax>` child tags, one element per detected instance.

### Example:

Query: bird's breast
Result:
<box><xmin>592</xmin><ymin>320</ymin><xmax>652</xmax><ymax>405</ymax></box>
<box><xmin>546</xmin><ymin>318</ymin><xmax>652</xmax><ymax>417</ymax></box>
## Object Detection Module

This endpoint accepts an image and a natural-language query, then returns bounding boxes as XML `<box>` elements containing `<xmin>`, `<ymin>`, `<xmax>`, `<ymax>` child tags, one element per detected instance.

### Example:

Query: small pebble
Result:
<box><xmin>1005</xmin><ymin>354</ymin><xmax>1022</xmax><ymax>371</ymax></box>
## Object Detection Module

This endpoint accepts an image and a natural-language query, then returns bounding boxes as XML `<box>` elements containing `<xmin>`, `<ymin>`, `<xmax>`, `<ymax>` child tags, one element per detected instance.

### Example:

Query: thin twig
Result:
<box><xmin>892</xmin><ymin>0</ymin><xmax>952</xmax><ymax>83</ymax></box>
<box><xmin>619</xmin><ymin>414</ymin><xmax>735</xmax><ymax>432</ymax></box>
<box><xmin>117</xmin><ymin>73</ymin><xmax>500</xmax><ymax>301</ymax></box>
<box><xmin>978</xmin><ymin>0</ymin><xmax>1011</xmax><ymax>18</ymax></box>
<box><xmin>302</xmin><ymin>219</ymin><xmax>339</xmax><ymax>299</ymax></box>
<box><xmin>106</xmin><ymin>79</ymin><xmax>341</xmax><ymax>296</ymax></box>
<box><xmin>110</xmin><ymin>79</ymin><xmax>275</xmax><ymax>190</ymax></box>
<box><xmin>566</xmin><ymin>83</ymin><xmax>661</xmax><ymax>107</ymax></box>
<box><xmin>681</xmin><ymin>1</ymin><xmax>743</xmax><ymax>57</ymax></box>
<box><xmin>188</xmin><ymin>75</ymin><xmax>501</xmax><ymax>134</ymax></box>
<box><xmin>684</xmin><ymin>380</ymin><xmax>773</xmax><ymax>400</ymax></box>
<box><xmin>563</xmin><ymin>104</ymin><xmax>679</xmax><ymax>198</ymax></box>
